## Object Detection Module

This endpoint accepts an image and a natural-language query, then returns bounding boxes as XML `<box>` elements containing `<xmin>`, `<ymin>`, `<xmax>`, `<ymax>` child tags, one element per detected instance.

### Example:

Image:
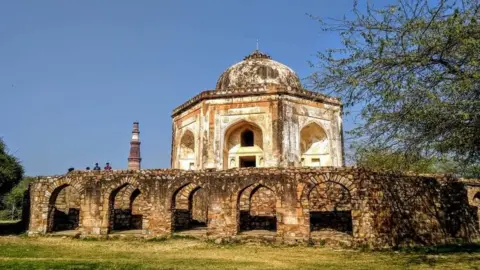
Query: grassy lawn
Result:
<box><xmin>0</xmin><ymin>236</ymin><xmax>479</xmax><ymax>269</ymax></box>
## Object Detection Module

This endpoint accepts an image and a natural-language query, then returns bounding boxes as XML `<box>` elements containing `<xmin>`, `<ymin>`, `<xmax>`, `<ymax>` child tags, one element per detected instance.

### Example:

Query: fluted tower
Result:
<box><xmin>128</xmin><ymin>122</ymin><xmax>141</xmax><ymax>170</ymax></box>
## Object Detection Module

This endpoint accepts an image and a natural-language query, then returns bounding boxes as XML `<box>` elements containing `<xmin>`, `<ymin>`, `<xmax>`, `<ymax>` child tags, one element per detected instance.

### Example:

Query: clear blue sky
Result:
<box><xmin>0</xmin><ymin>0</ymin><xmax>390</xmax><ymax>176</ymax></box>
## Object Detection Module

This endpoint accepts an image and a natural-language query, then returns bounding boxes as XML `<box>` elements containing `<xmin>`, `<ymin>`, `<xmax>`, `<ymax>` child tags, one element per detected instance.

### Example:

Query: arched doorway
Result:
<box><xmin>237</xmin><ymin>184</ymin><xmax>276</xmax><ymax>233</ymax></box>
<box><xmin>47</xmin><ymin>184</ymin><xmax>81</xmax><ymax>233</ymax></box>
<box><xmin>308</xmin><ymin>182</ymin><xmax>352</xmax><ymax>234</ymax></box>
<box><xmin>300</xmin><ymin>122</ymin><xmax>331</xmax><ymax>167</ymax></box>
<box><xmin>172</xmin><ymin>183</ymin><xmax>208</xmax><ymax>233</ymax></box>
<box><xmin>108</xmin><ymin>184</ymin><xmax>145</xmax><ymax>232</ymax></box>
<box><xmin>224</xmin><ymin>121</ymin><xmax>264</xmax><ymax>169</ymax></box>
<box><xmin>178</xmin><ymin>130</ymin><xmax>196</xmax><ymax>170</ymax></box>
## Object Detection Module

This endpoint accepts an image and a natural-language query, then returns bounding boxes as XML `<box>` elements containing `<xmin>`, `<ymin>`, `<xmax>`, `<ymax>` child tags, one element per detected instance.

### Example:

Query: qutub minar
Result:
<box><xmin>28</xmin><ymin>50</ymin><xmax>480</xmax><ymax>247</ymax></box>
<box><xmin>127</xmin><ymin>122</ymin><xmax>141</xmax><ymax>170</ymax></box>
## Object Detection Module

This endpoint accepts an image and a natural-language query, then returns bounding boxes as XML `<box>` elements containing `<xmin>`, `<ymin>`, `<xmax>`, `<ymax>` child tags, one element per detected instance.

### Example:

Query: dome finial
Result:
<box><xmin>244</xmin><ymin>46</ymin><xmax>271</xmax><ymax>60</ymax></box>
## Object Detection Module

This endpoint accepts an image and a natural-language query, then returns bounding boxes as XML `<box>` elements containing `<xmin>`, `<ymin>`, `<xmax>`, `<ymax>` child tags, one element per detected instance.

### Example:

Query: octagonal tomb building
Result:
<box><xmin>171</xmin><ymin>50</ymin><xmax>344</xmax><ymax>170</ymax></box>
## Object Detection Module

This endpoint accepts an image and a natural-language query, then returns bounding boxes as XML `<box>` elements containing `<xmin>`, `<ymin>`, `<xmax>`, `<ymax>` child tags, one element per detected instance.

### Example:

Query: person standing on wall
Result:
<box><xmin>93</xmin><ymin>163</ymin><xmax>101</xmax><ymax>171</ymax></box>
<box><xmin>104</xmin><ymin>162</ymin><xmax>112</xmax><ymax>170</ymax></box>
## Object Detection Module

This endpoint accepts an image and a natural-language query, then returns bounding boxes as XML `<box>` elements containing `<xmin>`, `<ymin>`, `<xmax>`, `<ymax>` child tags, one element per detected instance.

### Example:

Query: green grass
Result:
<box><xmin>0</xmin><ymin>236</ymin><xmax>479</xmax><ymax>269</ymax></box>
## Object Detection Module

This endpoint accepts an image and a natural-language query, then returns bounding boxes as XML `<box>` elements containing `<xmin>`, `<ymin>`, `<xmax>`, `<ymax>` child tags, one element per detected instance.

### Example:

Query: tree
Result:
<box><xmin>309</xmin><ymin>0</ymin><xmax>480</xmax><ymax>171</ymax></box>
<box><xmin>354</xmin><ymin>146</ymin><xmax>437</xmax><ymax>173</ymax></box>
<box><xmin>0</xmin><ymin>138</ymin><xmax>24</xmax><ymax>201</ymax></box>
<box><xmin>1</xmin><ymin>177</ymin><xmax>33</xmax><ymax>220</ymax></box>
<box><xmin>354</xmin><ymin>145</ymin><xmax>480</xmax><ymax>177</ymax></box>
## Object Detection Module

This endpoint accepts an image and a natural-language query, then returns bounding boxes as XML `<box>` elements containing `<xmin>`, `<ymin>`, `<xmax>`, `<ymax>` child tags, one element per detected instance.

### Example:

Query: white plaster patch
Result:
<box><xmin>283</xmin><ymin>216</ymin><xmax>298</xmax><ymax>225</ymax></box>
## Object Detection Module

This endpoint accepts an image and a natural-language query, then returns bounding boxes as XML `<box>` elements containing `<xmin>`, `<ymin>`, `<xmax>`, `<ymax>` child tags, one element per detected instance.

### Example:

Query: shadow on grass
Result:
<box><xmin>0</xmin><ymin>220</ymin><xmax>26</xmax><ymax>236</ymax></box>
<box><xmin>0</xmin><ymin>257</ymin><xmax>268</xmax><ymax>270</ymax></box>
<box><xmin>396</xmin><ymin>242</ymin><xmax>480</xmax><ymax>254</ymax></box>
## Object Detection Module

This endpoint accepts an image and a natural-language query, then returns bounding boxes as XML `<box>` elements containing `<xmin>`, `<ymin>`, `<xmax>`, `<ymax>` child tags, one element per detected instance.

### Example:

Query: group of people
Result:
<box><xmin>86</xmin><ymin>162</ymin><xmax>112</xmax><ymax>171</ymax></box>
<box><xmin>67</xmin><ymin>162</ymin><xmax>112</xmax><ymax>173</ymax></box>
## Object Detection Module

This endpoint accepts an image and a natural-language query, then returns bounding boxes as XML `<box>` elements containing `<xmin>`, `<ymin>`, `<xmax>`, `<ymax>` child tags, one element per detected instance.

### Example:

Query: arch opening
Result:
<box><xmin>300</xmin><ymin>123</ymin><xmax>331</xmax><ymax>167</ymax></box>
<box><xmin>224</xmin><ymin>121</ymin><xmax>264</xmax><ymax>169</ymax></box>
<box><xmin>241</xmin><ymin>130</ymin><xmax>254</xmax><ymax>147</ymax></box>
<box><xmin>237</xmin><ymin>184</ymin><xmax>276</xmax><ymax>232</ymax></box>
<box><xmin>474</xmin><ymin>192</ymin><xmax>480</xmax><ymax>204</ymax></box>
<box><xmin>308</xmin><ymin>182</ymin><xmax>352</xmax><ymax>234</ymax></box>
<box><xmin>178</xmin><ymin>130</ymin><xmax>195</xmax><ymax>170</ymax></box>
<box><xmin>47</xmin><ymin>184</ymin><xmax>81</xmax><ymax>233</ymax></box>
<box><xmin>108</xmin><ymin>184</ymin><xmax>145</xmax><ymax>232</ymax></box>
<box><xmin>172</xmin><ymin>183</ymin><xmax>208</xmax><ymax>232</ymax></box>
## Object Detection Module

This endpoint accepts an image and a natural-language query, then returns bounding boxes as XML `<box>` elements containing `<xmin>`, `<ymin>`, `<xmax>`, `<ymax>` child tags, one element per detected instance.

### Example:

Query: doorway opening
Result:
<box><xmin>240</xmin><ymin>156</ymin><xmax>256</xmax><ymax>168</ymax></box>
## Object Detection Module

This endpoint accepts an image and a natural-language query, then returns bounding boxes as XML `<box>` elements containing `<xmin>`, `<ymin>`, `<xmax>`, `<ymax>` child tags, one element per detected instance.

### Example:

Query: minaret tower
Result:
<box><xmin>128</xmin><ymin>122</ymin><xmax>141</xmax><ymax>170</ymax></box>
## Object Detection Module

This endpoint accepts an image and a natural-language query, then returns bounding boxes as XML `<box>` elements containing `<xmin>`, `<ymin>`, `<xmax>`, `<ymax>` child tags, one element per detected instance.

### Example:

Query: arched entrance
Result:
<box><xmin>172</xmin><ymin>183</ymin><xmax>208</xmax><ymax>233</ymax></box>
<box><xmin>178</xmin><ymin>130</ymin><xmax>196</xmax><ymax>170</ymax></box>
<box><xmin>108</xmin><ymin>184</ymin><xmax>145</xmax><ymax>232</ymax></box>
<box><xmin>47</xmin><ymin>184</ymin><xmax>81</xmax><ymax>233</ymax></box>
<box><xmin>308</xmin><ymin>182</ymin><xmax>352</xmax><ymax>235</ymax></box>
<box><xmin>300</xmin><ymin>122</ymin><xmax>331</xmax><ymax>167</ymax></box>
<box><xmin>237</xmin><ymin>184</ymin><xmax>277</xmax><ymax>233</ymax></box>
<box><xmin>224</xmin><ymin>121</ymin><xmax>264</xmax><ymax>169</ymax></box>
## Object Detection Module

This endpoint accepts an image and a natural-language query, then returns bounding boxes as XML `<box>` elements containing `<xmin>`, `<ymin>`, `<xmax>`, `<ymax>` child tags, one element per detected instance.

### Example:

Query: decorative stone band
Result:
<box><xmin>171</xmin><ymin>84</ymin><xmax>342</xmax><ymax>117</ymax></box>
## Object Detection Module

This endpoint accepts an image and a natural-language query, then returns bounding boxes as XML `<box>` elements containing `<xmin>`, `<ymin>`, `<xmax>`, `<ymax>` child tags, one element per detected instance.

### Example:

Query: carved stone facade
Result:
<box><xmin>171</xmin><ymin>50</ymin><xmax>344</xmax><ymax>170</ymax></box>
<box><xmin>29</xmin><ymin>167</ymin><xmax>480</xmax><ymax>247</ymax></box>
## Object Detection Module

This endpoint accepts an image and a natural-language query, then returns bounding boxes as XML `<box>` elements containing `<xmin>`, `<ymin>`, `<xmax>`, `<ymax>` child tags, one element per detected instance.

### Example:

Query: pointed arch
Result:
<box><xmin>236</xmin><ymin>183</ymin><xmax>277</xmax><ymax>233</ymax></box>
<box><xmin>46</xmin><ymin>183</ymin><xmax>82</xmax><ymax>233</ymax></box>
<box><xmin>299</xmin><ymin>122</ymin><xmax>331</xmax><ymax>167</ymax></box>
<box><xmin>178</xmin><ymin>129</ymin><xmax>196</xmax><ymax>170</ymax></box>
<box><xmin>171</xmin><ymin>182</ymin><xmax>208</xmax><ymax>231</ymax></box>
<box><xmin>223</xmin><ymin>119</ymin><xmax>264</xmax><ymax>169</ymax></box>
<box><xmin>108</xmin><ymin>183</ymin><xmax>144</xmax><ymax>231</ymax></box>
<box><xmin>103</xmin><ymin>178</ymin><xmax>146</xmax><ymax>232</ymax></box>
<box><xmin>299</xmin><ymin>173</ymin><xmax>355</xmax><ymax>236</ymax></box>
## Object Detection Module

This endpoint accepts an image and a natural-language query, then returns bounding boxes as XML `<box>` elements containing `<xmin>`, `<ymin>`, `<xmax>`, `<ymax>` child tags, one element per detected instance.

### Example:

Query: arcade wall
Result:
<box><xmin>29</xmin><ymin>167</ymin><xmax>480</xmax><ymax>247</ymax></box>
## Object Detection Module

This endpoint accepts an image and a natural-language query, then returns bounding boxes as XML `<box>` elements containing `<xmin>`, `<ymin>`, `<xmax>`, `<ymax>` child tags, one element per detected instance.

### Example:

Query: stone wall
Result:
<box><xmin>47</xmin><ymin>185</ymin><xmax>81</xmax><ymax>232</ymax></box>
<box><xmin>28</xmin><ymin>167</ymin><xmax>480</xmax><ymax>247</ymax></box>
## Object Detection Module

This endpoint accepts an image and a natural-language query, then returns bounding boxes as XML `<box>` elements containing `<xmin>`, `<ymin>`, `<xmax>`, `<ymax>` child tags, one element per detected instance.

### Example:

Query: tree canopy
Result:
<box><xmin>0</xmin><ymin>176</ymin><xmax>32</xmax><ymax>220</ymax></box>
<box><xmin>0</xmin><ymin>138</ymin><xmax>24</xmax><ymax>198</ymax></box>
<box><xmin>354</xmin><ymin>144</ymin><xmax>480</xmax><ymax>177</ymax></box>
<box><xmin>310</xmin><ymin>0</ymin><xmax>480</xmax><ymax>174</ymax></box>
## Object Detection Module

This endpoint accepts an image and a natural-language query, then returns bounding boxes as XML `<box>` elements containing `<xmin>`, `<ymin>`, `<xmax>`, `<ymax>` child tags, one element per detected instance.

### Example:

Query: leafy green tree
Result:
<box><xmin>354</xmin><ymin>145</ymin><xmax>480</xmax><ymax>177</ymax></box>
<box><xmin>354</xmin><ymin>146</ymin><xmax>437</xmax><ymax>173</ymax></box>
<box><xmin>310</xmin><ymin>0</ymin><xmax>480</xmax><ymax>170</ymax></box>
<box><xmin>1</xmin><ymin>177</ymin><xmax>33</xmax><ymax>220</ymax></box>
<box><xmin>0</xmin><ymin>138</ymin><xmax>24</xmax><ymax>200</ymax></box>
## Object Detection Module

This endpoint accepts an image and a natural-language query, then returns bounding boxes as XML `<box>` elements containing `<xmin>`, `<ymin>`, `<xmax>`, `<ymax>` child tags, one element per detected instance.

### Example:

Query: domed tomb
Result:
<box><xmin>216</xmin><ymin>50</ymin><xmax>302</xmax><ymax>90</ymax></box>
<box><xmin>172</xmin><ymin>50</ymin><xmax>344</xmax><ymax>170</ymax></box>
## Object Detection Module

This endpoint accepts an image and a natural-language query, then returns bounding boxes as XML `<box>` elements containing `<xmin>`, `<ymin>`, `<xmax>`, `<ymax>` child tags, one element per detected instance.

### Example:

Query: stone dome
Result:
<box><xmin>216</xmin><ymin>50</ymin><xmax>302</xmax><ymax>90</ymax></box>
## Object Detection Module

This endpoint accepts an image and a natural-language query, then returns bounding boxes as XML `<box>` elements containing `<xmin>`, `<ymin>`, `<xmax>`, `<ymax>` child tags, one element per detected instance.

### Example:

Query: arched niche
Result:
<box><xmin>300</xmin><ymin>122</ymin><xmax>331</xmax><ymax>167</ymax></box>
<box><xmin>237</xmin><ymin>184</ymin><xmax>276</xmax><ymax>232</ymax></box>
<box><xmin>223</xmin><ymin>120</ymin><xmax>264</xmax><ymax>169</ymax></box>
<box><xmin>108</xmin><ymin>183</ymin><xmax>145</xmax><ymax>232</ymax></box>
<box><xmin>47</xmin><ymin>184</ymin><xmax>81</xmax><ymax>233</ymax></box>
<box><xmin>308</xmin><ymin>182</ymin><xmax>352</xmax><ymax>234</ymax></box>
<box><xmin>172</xmin><ymin>183</ymin><xmax>208</xmax><ymax>232</ymax></box>
<box><xmin>178</xmin><ymin>130</ymin><xmax>196</xmax><ymax>170</ymax></box>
